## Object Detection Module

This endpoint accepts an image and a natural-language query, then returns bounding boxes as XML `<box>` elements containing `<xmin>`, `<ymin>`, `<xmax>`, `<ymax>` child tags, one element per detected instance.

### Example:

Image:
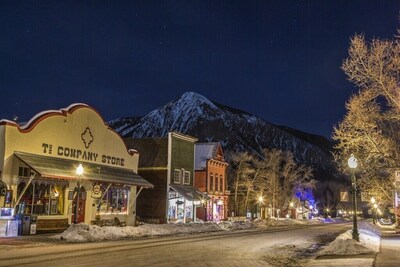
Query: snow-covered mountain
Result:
<box><xmin>109</xmin><ymin>92</ymin><xmax>334</xmax><ymax>168</ymax></box>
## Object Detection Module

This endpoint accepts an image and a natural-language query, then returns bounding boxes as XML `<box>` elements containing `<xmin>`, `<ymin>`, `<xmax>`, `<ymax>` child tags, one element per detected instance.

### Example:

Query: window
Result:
<box><xmin>174</xmin><ymin>169</ymin><xmax>181</xmax><ymax>183</ymax></box>
<box><xmin>215</xmin><ymin>174</ymin><xmax>219</xmax><ymax>192</ymax></box>
<box><xmin>18</xmin><ymin>167</ymin><xmax>30</xmax><ymax>177</ymax></box>
<box><xmin>17</xmin><ymin>181</ymin><xmax>65</xmax><ymax>215</ymax></box>
<box><xmin>210</xmin><ymin>173</ymin><xmax>214</xmax><ymax>192</ymax></box>
<box><xmin>220</xmin><ymin>175</ymin><xmax>223</xmax><ymax>192</ymax></box>
<box><xmin>184</xmin><ymin>171</ymin><xmax>190</xmax><ymax>185</ymax></box>
<box><xmin>99</xmin><ymin>187</ymin><xmax>129</xmax><ymax>214</ymax></box>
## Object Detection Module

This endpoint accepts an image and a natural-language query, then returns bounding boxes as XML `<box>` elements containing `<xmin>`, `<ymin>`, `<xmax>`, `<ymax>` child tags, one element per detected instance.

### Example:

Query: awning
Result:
<box><xmin>169</xmin><ymin>184</ymin><xmax>209</xmax><ymax>201</ymax></box>
<box><xmin>14</xmin><ymin>152</ymin><xmax>153</xmax><ymax>188</ymax></box>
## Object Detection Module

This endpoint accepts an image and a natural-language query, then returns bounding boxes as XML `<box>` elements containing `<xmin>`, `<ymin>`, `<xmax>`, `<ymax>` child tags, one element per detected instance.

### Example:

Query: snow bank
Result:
<box><xmin>59</xmin><ymin>220</ymin><xmax>256</xmax><ymax>242</ymax></box>
<box><xmin>253</xmin><ymin>217</ymin><xmax>339</xmax><ymax>227</ymax></box>
<box><xmin>218</xmin><ymin>220</ymin><xmax>256</xmax><ymax>230</ymax></box>
<box><xmin>318</xmin><ymin>222</ymin><xmax>381</xmax><ymax>256</ymax></box>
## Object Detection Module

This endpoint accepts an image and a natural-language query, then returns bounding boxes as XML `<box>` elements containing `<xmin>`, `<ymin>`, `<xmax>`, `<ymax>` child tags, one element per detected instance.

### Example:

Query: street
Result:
<box><xmin>0</xmin><ymin>223</ymin><xmax>351</xmax><ymax>267</ymax></box>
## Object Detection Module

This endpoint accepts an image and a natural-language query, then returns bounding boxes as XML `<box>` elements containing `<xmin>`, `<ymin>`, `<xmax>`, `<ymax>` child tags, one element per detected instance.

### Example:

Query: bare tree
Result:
<box><xmin>228</xmin><ymin>152</ymin><xmax>255</xmax><ymax>216</ymax></box>
<box><xmin>334</xmin><ymin>31</ymin><xmax>400</xmax><ymax>206</ymax></box>
<box><xmin>253</xmin><ymin>149</ymin><xmax>315</xmax><ymax>216</ymax></box>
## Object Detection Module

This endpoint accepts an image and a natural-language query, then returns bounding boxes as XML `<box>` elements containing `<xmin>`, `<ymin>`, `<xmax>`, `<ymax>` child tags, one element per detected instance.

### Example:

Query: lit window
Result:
<box><xmin>174</xmin><ymin>169</ymin><xmax>181</xmax><ymax>183</ymax></box>
<box><xmin>99</xmin><ymin>187</ymin><xmax>129</xmax><ymax>214</ymax></box>
<box><xmin>17</xmin><ymin>182</ymin><xmax>65</xmax><ymax>215</ymax></box>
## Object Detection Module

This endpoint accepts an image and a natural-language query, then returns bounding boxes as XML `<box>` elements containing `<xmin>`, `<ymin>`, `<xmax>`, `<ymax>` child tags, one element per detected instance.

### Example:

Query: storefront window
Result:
<box><xmin>99</xmin><ymin>187</ymin><xmax>129</xmax><ymax>215</ymax></box>
<box><xmin>17</xmin><ymin>181</ymin><xmax>66</xmax><ymax>216</ymax></box>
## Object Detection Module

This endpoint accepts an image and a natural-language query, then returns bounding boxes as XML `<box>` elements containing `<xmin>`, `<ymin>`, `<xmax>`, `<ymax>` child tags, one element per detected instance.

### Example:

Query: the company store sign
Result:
<box><xmin>40</xmin><ymin>127</ymin><xmax>126</xmax><ymax>167</ymax></box>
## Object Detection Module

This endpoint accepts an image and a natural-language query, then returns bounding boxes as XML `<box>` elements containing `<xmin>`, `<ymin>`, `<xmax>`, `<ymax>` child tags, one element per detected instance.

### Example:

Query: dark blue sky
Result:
<box><xmin>1</xmin><ymin>1</ymin><xmax>399</xmax><ymax>138</ymax></box>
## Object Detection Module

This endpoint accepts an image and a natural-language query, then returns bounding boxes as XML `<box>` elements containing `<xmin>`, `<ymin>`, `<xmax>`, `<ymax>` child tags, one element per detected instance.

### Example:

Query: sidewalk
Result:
<box><xmin>308</xmin><ymin>224</ymin><xmax>400</xmax><ymax>267</ymax></box>
<box><xmin>374</xmin><ymin>228</ymin><xmax>400</xmax><ymax>267</ymax></box>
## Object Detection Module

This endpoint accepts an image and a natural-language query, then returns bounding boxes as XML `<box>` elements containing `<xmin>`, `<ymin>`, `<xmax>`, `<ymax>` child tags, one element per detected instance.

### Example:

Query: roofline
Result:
<box><xmin>169</xmin><ymin>131</ymin><xmax>198</xmax><ymax>142</ymax></box>
<box><xmin>0</xmin><ymin>103</ymin><xmax>137</xmax><ymax>156</ymax></box>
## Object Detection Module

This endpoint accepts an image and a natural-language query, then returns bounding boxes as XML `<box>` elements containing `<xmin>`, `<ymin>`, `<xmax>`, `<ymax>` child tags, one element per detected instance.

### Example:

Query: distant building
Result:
<box><xmin>125</xmin><ymin>132</ymin><xmax>207</xmax><ymax>223</ymax></box>
<box><xmin>194</xmin><ymin>142</ymin><xmax>229</xmax><ymax>221</ymax></box>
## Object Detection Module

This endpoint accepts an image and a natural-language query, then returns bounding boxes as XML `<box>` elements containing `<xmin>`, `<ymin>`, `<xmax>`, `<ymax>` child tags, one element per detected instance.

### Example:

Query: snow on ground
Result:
<box><xmin>58</xmin><ymin>220</ymin><xmax>256</xmax><ymax>242</ymax></box>
<box><xmin>254</xmin><ymin>217</ymin><xmax>347</xmax><ymax>227</ymax></box>
<box><xmin>58</xmin><ymin>217</ymin><xmax>341</xmax><ymax>243</ymax></box>
<box><xmin>318</xmin><ymin>221</ymin><xmax>381</xmax><ymax>256</ymax></box>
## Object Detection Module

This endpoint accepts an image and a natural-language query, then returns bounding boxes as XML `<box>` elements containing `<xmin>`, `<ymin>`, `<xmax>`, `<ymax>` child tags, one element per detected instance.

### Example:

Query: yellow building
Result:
<box><xmin>0</xmin><ymin>104</ymin><xmax>153</xmax><ymax>235</ymax></box>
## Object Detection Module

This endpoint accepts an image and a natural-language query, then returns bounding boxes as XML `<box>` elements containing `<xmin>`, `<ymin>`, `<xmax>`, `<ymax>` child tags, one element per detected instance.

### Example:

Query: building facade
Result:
<box><xmin>194</xmin><ymin>143</ymin><xmax>229</xmax><ymax>222</ymax></box>
<box><xmin>0</xmin><ymin>104</ymin><xmax>152</xmax><ymax>236</ymax></box>
<box><xmin>125</xmin><ymin>132</ymin><xmax>207</xmax><ymax>223</ymax></box>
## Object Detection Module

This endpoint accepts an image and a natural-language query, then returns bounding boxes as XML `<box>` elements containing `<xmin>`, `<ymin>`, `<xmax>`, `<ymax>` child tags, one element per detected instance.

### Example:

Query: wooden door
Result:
<box><xmin>72</xmin><ymin>187</ymin><xmax>86</xmax><ymax>223</ymax></box>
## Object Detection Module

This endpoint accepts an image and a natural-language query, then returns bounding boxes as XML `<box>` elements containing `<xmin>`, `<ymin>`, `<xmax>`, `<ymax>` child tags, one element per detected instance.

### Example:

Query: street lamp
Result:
<box><xmin>258</xmin><ymin>196</ymin><xmax>263</xmax><ymax>218</ymax></box>
<box><xmin>348</xmin><ymin>154</ymin><xmax>359</xmax><ymax>241</ymax></box>
<box><xmin>325</xmin><ymin>208</ymin><xmax>330</xmax><ymax>218</ymax></box>
<box><xmin>289</xmin><ymin>201</ymin><xmax>294</xmax><ymax>219</ymax></box>
<box><xmin>74</xmin><ymin>164</ymin><xmax>84</xmax><ymax>224</ymax></box>
<box><xmin>370</xmin><ymin>197</ymin><xmax>377</xmax><ymax>224</ymax></box>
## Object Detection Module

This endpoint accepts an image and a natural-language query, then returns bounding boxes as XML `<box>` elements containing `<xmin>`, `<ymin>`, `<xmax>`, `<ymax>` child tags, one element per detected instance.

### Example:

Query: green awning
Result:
<box><xmin>169</xmin><ymin>184</ymin><xmax>209</xmax><ymax>201</ymax></box>
<box><xmin>15</xmin><ymin>152</ymin><xmax>153</xmax><ymax>188</ymax></box>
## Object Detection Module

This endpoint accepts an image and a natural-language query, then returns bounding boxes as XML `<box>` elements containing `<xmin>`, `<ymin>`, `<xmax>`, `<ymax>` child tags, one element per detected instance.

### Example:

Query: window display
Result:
<box><xmin>99</xmin><ymin>187</ymin><xmax>129</xmax><ymax>215</ymax></box>
<box><xmin>17</xmin><ymin>181</ymin><xmax>65</xmax><ymax>215</ymax></box>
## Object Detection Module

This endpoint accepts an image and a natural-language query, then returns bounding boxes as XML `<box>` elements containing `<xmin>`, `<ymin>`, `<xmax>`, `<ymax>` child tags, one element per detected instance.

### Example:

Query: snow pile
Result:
<box><xmin>254</xmin><ymin>217</ymin><xmax>327</xmax><ymax>227</ymax></box>
<box><xmin>59</xmin><ymin>221</ymin><xmax>256</xmax><ymax>242</ymax></box>
<box><xmin>318</xmin><ymin>222</ymin><xmax>381</xmax><ymax>256</ymax></box>
<box><xmin>217</xmin><ymin>220</ymin><xmax>256</xmax><ymax>230</ymax></box>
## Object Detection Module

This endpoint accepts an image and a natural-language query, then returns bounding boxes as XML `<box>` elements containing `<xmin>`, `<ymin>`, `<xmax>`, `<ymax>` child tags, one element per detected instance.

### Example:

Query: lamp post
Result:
<box><xmin>325</xmin><ymin>208</ymin><xmax>330</xmax><ymax>218</ymax></box>
<box><xmin>348</xmin><ymin>154</ymin><xmax>359</xmax><ymax>241</ymax></box>
<box><xmin>373</xmin><ymin>203</ymin><xmax>378</xmax><ymax>224</ymax></box>
<box><xmin>74</xmin><ymin>164</ymin><xmax>84</xmax><ymax>224</ymax></box>
<box><xmin>289</xmin><ymin>201</ymin><xmax>294</xmax><ymax>219</ymax></box>
<box><xmin>258</xmin><ymin>196</ymin><xmax>263</xmax><ymax>218</ymax></box>
<box><xmin>370</xmin><ymin>197</ymin><xmax>377</xmax><ymax>224</ymax></box>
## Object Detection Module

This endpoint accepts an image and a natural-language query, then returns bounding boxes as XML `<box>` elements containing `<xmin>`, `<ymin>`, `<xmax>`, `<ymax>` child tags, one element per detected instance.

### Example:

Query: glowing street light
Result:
<box><xmin>74</xmin><ymin>164</ymin><xmax>84</xmax><ymax>224</ymax></box>
<box><xmin>348</xmin><ymin>154</ymin><xmax>359</xmax><ymax>241</ymax></box>
<box><xmin>257</xmin><ymin>196</ymin><xmax>264</xmax><ymax>218</ymax></box>
<box><xmin>370</xmin><ymin>197</ymin><xmax>376</xmax><ymax>204</ymax></box>
<box><xmin>325</xmin><ymin>208</ymin><xmax>330</xmax><ymax>218</ymax></box>
<box><xmin>76</xmin><ymin>163</ymin><xmax>84</xmax><ymax>176</ymax></box>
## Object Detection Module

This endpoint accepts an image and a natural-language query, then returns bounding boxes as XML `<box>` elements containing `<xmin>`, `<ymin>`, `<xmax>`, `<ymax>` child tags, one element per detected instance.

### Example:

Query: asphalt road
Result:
<box><xmin>0</xmin><ymin>223</ymin><xmax>351</xmax><ymax>267</ymax></box>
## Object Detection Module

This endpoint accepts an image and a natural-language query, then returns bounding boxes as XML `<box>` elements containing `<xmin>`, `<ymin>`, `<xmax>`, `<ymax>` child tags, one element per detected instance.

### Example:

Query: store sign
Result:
<box><xmin>41</xmin><ymin>143</ymin><xmax>125</xmax><ymax>166</ymax></box>
<box><xmin>39</xmin><ymin>127</ymin><xmax>126</xmax><ymax>166</ymax></box>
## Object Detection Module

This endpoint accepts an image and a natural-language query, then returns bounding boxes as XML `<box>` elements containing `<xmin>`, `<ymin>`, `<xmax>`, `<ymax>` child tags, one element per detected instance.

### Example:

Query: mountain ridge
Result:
<box><xmin>109</xmin><ymin>92</ymin><xmax>334</xmax><ymax>170</ymax></box>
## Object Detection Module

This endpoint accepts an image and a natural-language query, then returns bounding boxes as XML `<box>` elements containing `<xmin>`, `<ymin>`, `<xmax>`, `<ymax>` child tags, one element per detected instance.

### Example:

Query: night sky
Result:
<box><xmin>1</xmin><ymin>1</ymin><xmax>399</xmax><ymax>138</ymax></box>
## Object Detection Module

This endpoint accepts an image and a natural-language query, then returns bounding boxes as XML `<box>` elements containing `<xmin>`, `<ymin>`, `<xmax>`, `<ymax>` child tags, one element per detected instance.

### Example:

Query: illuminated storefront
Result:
<box><xmin>0</xmin><ymin>104</ymin><xmax>152</xmax><ymax>235</ymax></box>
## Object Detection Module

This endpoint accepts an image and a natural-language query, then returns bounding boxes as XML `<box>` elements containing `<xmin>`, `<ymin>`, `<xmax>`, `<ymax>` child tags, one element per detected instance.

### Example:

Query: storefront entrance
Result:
<box><xmin>71</xmin><ymin>187</ymin><xmax>86</xmax><ymax>224</ymax></box>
